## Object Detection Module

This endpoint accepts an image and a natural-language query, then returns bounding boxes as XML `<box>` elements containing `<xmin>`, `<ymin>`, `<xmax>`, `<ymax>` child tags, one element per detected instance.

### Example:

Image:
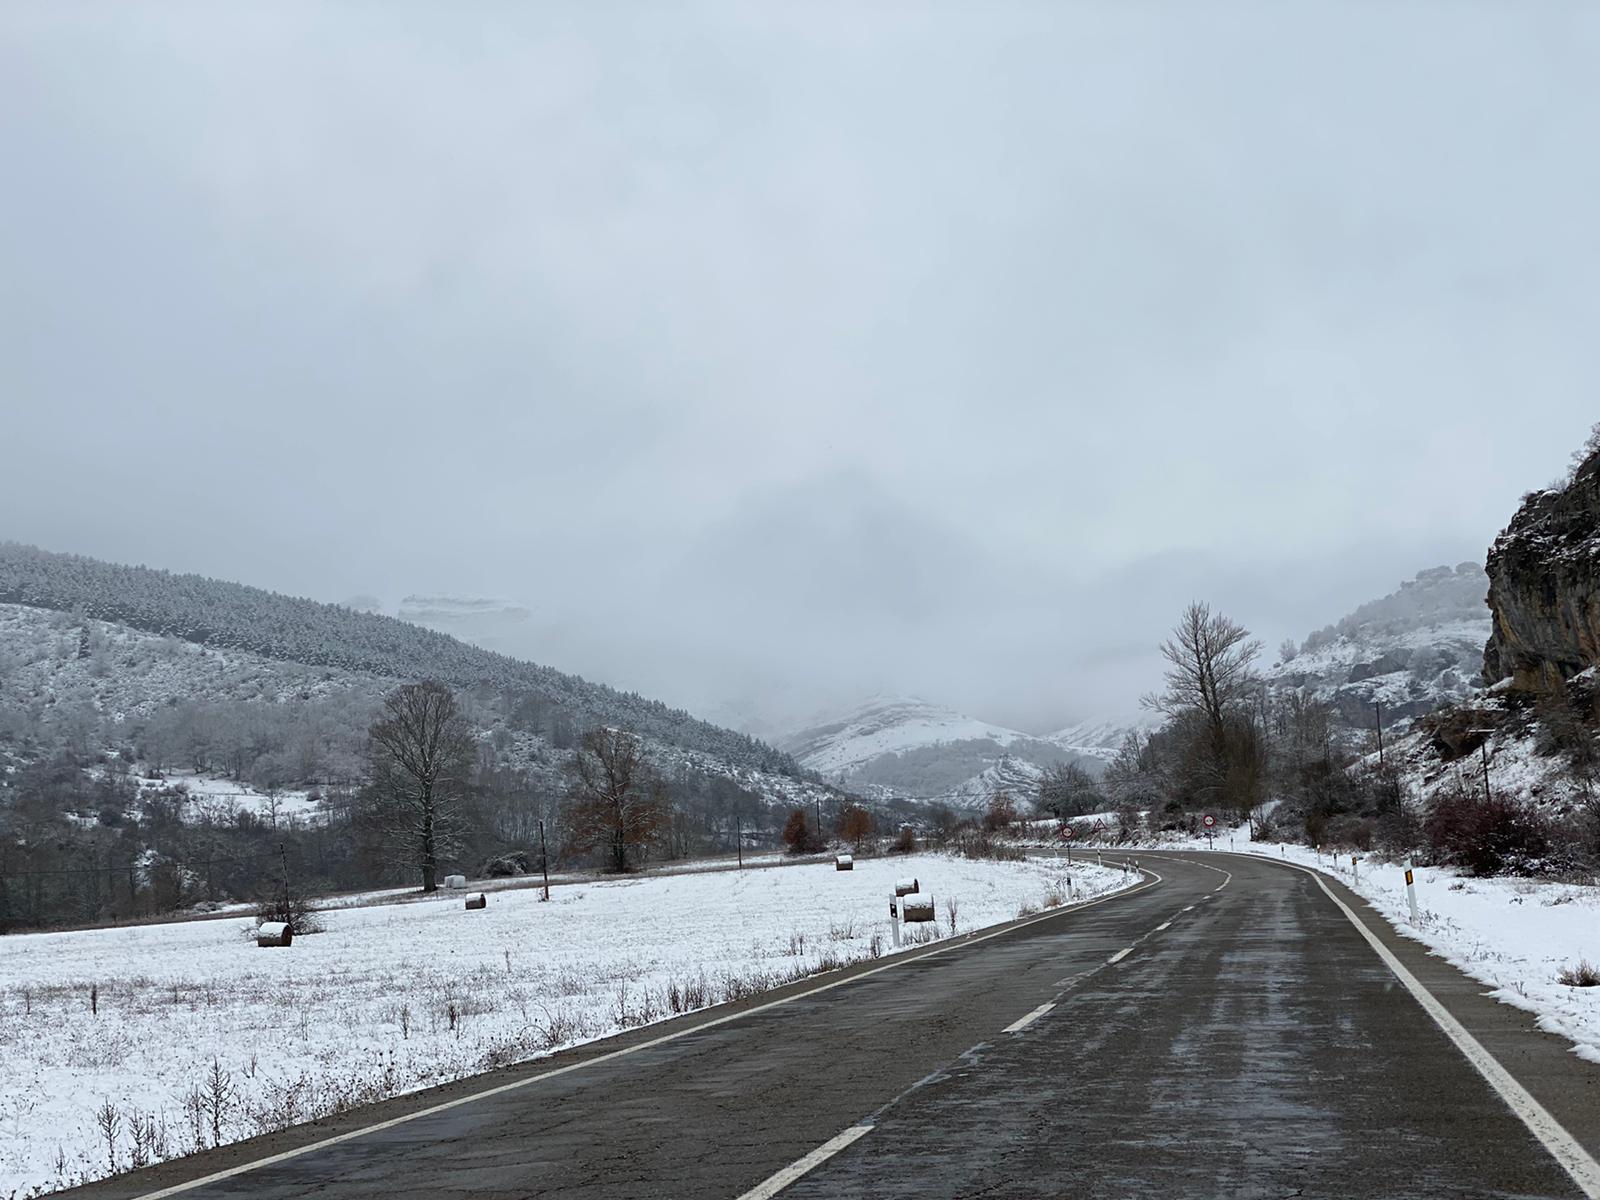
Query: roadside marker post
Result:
<box><xmin>1405</xmin><ymin>866</ymin><xmax>1420</xmax><ymax>925</ymax></box>
<box><xmin>1351</xmin><ymin>855</ymin><xmax>1359</xmax><ymax>884</ymax></box>
<box><xmin>889</xmin><ymin>896</ymin><xmax>901</xmax><ymax>949</ymax></box>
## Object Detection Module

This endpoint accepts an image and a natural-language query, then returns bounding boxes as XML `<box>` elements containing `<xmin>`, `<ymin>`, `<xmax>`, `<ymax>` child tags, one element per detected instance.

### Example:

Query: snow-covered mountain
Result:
<box><xmin>1271</xmin><ymin>563</ymin><xmax>1490</xmax><ymax>730</ymax></box>
<box><xmin>1046</xmin><ymin>716</ymin><xmax>1153</xmax><ymax>765</ymax></box>
<box><xmin>779</xmin><ymin>695</ymin><xmax>1103</xmax><ymax>805</ymax></box>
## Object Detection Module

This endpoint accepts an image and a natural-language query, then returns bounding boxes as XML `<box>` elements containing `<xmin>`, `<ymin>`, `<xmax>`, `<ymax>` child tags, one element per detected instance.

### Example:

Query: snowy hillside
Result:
<box><xmin>1047</xmin><ymin>715</ymin><xmax>1154</xmax><ymax>765</ymax></box>
<box><xmin>1271</xmin><ymin>563</ymin><xmax>1491</xmax><ymax>730</ymax></box>
<box><xmin>781</xmin><ymin>696</ymin><xmax>1099</xmax><ymax>805</ymax></box>
<box><xmin>0</xmin><ymin>542</ymin><xmax>804</xmax><ymax>779</ymax></box>
<box><xmin>783</xmin><ymin>696</ymin><xmax>1029</xmax><ymax>777</ymax></box>
<box><xmin>0</xmin><ymin>601</ymin><xmax>830</xmax><ymax>826</ymax></box>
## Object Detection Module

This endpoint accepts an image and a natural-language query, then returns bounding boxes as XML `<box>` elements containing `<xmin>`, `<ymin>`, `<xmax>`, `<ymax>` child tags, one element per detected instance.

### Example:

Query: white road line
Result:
<box><xmin>118</xmin><ymin>871</ymin><xmax>1165</xmax><ymax>1200</ymax></box>
<box><xmin>1154</xmin><ymin>922</ymin><xmax>1171</xmax><ymax>931</ymax></box>
<box><xmin>1002</xmin><ymin>1001</ymin><xmax>1056</xmax><ymax>1034</ymax></box>
<box><xmin>1108</xmin><ymin>948</ymin><xmax>1132</xmax><ymax>964</ymax></box>
<box><xmin>1268</xmin><ymin>857</ymin><xmax>1600</xmax><ymax>1199</ymax></box>
<box><xmin>733</xmin><ymin>1124</ymin><xmax>874</xmax><ymax>1200</ymax></box>
<box><xmin>1181</xmin><ymin>905</ymin><xmax>1195</xmax><ymax>912</ymax></box>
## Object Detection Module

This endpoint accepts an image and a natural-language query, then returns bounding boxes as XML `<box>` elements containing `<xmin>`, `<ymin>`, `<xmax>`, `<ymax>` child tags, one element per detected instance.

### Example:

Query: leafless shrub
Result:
<box><xmin>95</xmin><ymin>1100</ymin><xmax>120</xmax><ymax>1173</ymax></box>
<box><xmin>1558</xmin><ymin>960</ymin><xmax>1600</xmax><ymax>987</ymax></box>
<box><xmin>945</xmin><ymin>896</ymin><xmax>959</xmax><ymax>934</ymax></box>
<box><xmin>252</xmin><ymin>892</ymin><xmax>324</xmax><ymax>935</ymax></box>
<box><xmin>203</xmin><ymin>1058</ymin><xmax>235</xmax><ymax>1147</ymax></box>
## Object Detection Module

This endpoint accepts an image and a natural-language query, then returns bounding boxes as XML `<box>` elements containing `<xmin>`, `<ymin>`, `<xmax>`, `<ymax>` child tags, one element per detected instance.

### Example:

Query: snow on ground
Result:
<box><xmin>0</xmin><ymin>852</ymin><xmax>1131</xmax><ymax>1198</ymax></box>
<box><xmin>134</xmin><ymin>771</ymin><xmax>326</xmax><ymax>825</ymax></box>
<box><xmin>1144</xmin><ymin>829</ymin><xmax>1600</xmax><ymax>1069</ymax></box>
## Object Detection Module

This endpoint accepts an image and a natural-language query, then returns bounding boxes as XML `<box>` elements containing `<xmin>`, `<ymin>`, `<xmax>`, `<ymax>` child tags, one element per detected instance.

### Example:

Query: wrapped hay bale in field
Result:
<box><xmin>894</xmin><ymin>877</ymin><xmax>919</xmax><ymax>896</ymax></box>
<box><xmin>465</xmin><ymin>893</ymin><xmax>487</xmax><ymax>910</ymax></box>
<box><xmin>256</xmin><ymin>921</ymin><xmax>292</xmax><ymax>948</ymax></box>
<box><xmin>835</xmin><ymin>854</ymin><xmax>854</xmax><ymax>871</ymax></box>
<box><xmin>900</xmin><ymin>895</ymin><xmax>936</xmax><ymax>923</ymax></box>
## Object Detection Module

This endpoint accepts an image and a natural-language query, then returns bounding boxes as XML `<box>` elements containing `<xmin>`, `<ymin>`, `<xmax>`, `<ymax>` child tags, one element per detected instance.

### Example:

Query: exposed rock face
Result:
<box><xmin>1483</xmin><ymin>447</ymin><xmax>1600</xmax><ymax>697</ymax></box>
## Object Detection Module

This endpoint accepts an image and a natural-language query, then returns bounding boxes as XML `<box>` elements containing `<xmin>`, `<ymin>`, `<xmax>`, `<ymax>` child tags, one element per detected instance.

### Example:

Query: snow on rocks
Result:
<box><xmin>0</xmin><ymin>852</ymin><xmax>1131</xmax><ymax>1197</ymax></box>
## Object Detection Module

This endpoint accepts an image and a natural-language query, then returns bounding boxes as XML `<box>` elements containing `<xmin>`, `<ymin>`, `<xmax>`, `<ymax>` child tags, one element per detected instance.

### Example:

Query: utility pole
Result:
<box><xmin>735</xmin><ymin>816</ymin><xmax>743</xmax><ymax>869</ymax></box>
<box><xmin>278</xmin><ymin>842</ymin><xmax>292</xmax><ymax>930</ymax></box>
<box><xmin>539</xmin><ymin>819</ymin><xmax>551</xmax><ymax>902</ymax></box>
<box><xmin>1480</xmin><ymin>739</ymin><xmax>1492</xmax><ymax>804</ymax></box>
<box><xmin>1374</xmin><ymin>701</ymin><xmax>1384</xmax><ymax>769</ymax></box>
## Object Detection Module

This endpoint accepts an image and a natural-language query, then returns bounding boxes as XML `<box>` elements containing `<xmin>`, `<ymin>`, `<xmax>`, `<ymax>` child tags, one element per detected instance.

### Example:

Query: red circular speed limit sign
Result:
<box><xmin>1202</xmin><ymin>815</ymin><xmax>1216</xmax><ymax>828</ymax></box>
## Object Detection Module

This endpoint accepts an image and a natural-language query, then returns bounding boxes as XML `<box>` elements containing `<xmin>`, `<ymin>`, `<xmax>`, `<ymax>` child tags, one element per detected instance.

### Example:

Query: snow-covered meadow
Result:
<box><xmin>0</xmin><ymin>852</ymin><xmax>1128</xmax><ymax>1197</ymax></box>
<box><xmin>1155</xmin><ymin>835</ymin><xmax>1600</xmax><ymax>1069</ymax></box>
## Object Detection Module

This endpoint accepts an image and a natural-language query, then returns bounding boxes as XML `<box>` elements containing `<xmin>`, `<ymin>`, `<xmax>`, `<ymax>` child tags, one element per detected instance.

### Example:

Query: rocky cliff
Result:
<box><xmin>1483</xmin><ymin>445</ymin><xmax>1600</xmax><ymax>698</ymax></box>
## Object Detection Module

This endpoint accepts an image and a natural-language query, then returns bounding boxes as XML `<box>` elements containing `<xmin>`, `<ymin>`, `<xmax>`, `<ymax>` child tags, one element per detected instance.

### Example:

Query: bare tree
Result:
<box><xmin>1037</xmin><ymin>760</ymin><xmax>1105</xmax><ymax>819</ymax></box>
<box><xmin>1143</xmin><ymin>602</ymin><xmax>1262</xmax><ymax>740</ymax></box>
<box><xmin>366</xmin><ymin>680</ymin><xmax>475</xmax><ymax>892</ymax></box>
<box><xmin>565</xmin><ymin>728</ymin><xmax>669</xmax><ymax>872</ymax></box>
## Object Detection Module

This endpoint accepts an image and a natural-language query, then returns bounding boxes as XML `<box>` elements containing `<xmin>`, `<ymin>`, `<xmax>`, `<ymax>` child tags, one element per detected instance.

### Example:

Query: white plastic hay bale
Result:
<box><xmin>465</xmin><ymin>893</ymin><xmax>487</xmax><ymax>910</ymax></box>
<box><xmin>900</xmin><ymin>895</ymin><xmax>935</xmax><ymax>923</ymax></box>
<box><xmin>894</xmin><ymin>877</ymin><xmax>919</xmax><ymax>896</ymax></box>
<box><xmin>835</xmin><ymin>854</ymin><xmax>854</xmax><ymax>871</ymax></box>
<box><xmin>444</xmin><ymin>874</ymin><xmax>467</xmax><ymax>889</ymax></box>
<box><xmin>256</xmin><ymin>921</ymin><xmax>292</xmax><ymax>948</ymax></box>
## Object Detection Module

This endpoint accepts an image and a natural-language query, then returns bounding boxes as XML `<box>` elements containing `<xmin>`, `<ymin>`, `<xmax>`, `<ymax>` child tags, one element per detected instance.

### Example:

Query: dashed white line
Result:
<box><xmin>733</xmin><ymin>1124</ymin><xmax>874</xmax><ymax>1200</ymax></box>
<box><xmin>1154</xmin><ymin>922</ymin><xmax>1171</xmax><ymax>932</ymax></box>
<box><xmin>1002</xmin><ymin>1001</ymin><xmax>1056</xmax><ymax>1034</ymax></box>
<box><xmin>1108</xmin><ymin>948</ymin><xmax>1133</xmax><ymax>964</ymax></box>
<box><xmin>117</xmin><ymin>870</ymin><xmax>1164</xmax><ymax>1200</ymax></box>
<box><xmin>1182</xmin><ymin>905</ymin><xmax>1195</xmax><ymax>912</ymax></box>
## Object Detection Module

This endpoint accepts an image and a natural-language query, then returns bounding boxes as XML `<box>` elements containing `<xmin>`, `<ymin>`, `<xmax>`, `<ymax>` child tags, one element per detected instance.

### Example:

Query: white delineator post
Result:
<box><xmin>1351</xmin><ymin>855</ymin><xmax>1359</xmax><ymax>884</ymax></box>
<box><xmin>889</xmin><ymin>895</ymin><xmax>901</xmax><ymax>949</ymax></box>
<box><xmin>1405</xmin><ymin>866</ymin><xmax>1420</xmax><ymax>925</ymax></box>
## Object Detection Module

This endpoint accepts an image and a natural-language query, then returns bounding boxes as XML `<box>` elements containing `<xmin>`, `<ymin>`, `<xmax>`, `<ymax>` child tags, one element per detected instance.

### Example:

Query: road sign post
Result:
<box><xmin>1202</xmin><ymin>813</ymin><xmax>1215</xmax><ymax>851</ymax></box>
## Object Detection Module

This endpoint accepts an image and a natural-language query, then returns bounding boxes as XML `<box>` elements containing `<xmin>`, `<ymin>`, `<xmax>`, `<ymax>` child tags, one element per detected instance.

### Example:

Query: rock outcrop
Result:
<box><xmin>1483</xmin><ymin>445</ymin><xmax>1600</xmax><ymax>697</ymax></box>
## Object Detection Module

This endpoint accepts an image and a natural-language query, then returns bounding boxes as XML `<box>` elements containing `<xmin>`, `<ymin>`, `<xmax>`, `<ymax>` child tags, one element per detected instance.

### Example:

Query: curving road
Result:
<box><xmin>73</xmin><ymin>853</ymin><xmax>1600</xmax><ymax>1200</ymax></box>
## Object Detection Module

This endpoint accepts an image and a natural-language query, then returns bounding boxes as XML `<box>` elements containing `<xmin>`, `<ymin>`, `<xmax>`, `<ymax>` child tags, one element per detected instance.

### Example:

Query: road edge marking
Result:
<box><xmin>732</xmin><ymin>1123</ymin><xmax>874</xmax><ymax>1200</ymax></box>
<box><xmin>1271</xmin><ymin>856</ymin><xmax>1600</xmax><ymax>1199</ymax></box>
<box><xmin>118</xmin><ymin>867</ymin><xmax>1163</xmax><ymax>1200</ymax></box>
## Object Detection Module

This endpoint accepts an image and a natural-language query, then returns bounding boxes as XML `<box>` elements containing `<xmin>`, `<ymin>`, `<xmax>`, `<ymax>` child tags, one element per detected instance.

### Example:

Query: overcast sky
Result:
<box><xmin>4</xmin><ymin>3</ymin><xmax>1598</xmax><ymax>734</ymax></box>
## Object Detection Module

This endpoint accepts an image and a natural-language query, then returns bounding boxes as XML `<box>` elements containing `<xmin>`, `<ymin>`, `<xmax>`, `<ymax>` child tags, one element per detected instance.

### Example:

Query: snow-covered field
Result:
<box><xmin>0</xmin><ymin>852</ymin><xmax>1129</xmax><ymax>1198</ymax></box>
<box><xmin>1152</xmin><ymin>833</ymin><xmax>1600</xmax><ymax>1069</ymax></box>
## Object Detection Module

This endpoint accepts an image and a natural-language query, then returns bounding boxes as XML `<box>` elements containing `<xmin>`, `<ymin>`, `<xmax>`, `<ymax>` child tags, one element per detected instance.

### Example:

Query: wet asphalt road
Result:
<box><xmin>77</xmin><ymin>853</ymin><xmax>1594</xmax><ymax>1200</ymax></box>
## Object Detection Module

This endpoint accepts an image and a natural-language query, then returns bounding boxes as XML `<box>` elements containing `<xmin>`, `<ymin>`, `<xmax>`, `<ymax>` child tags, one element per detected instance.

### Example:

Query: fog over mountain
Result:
<box><xmin>5</xmin><ymin>4</ymin><xmax>1599</xmax><ymax>731</ymax></box>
